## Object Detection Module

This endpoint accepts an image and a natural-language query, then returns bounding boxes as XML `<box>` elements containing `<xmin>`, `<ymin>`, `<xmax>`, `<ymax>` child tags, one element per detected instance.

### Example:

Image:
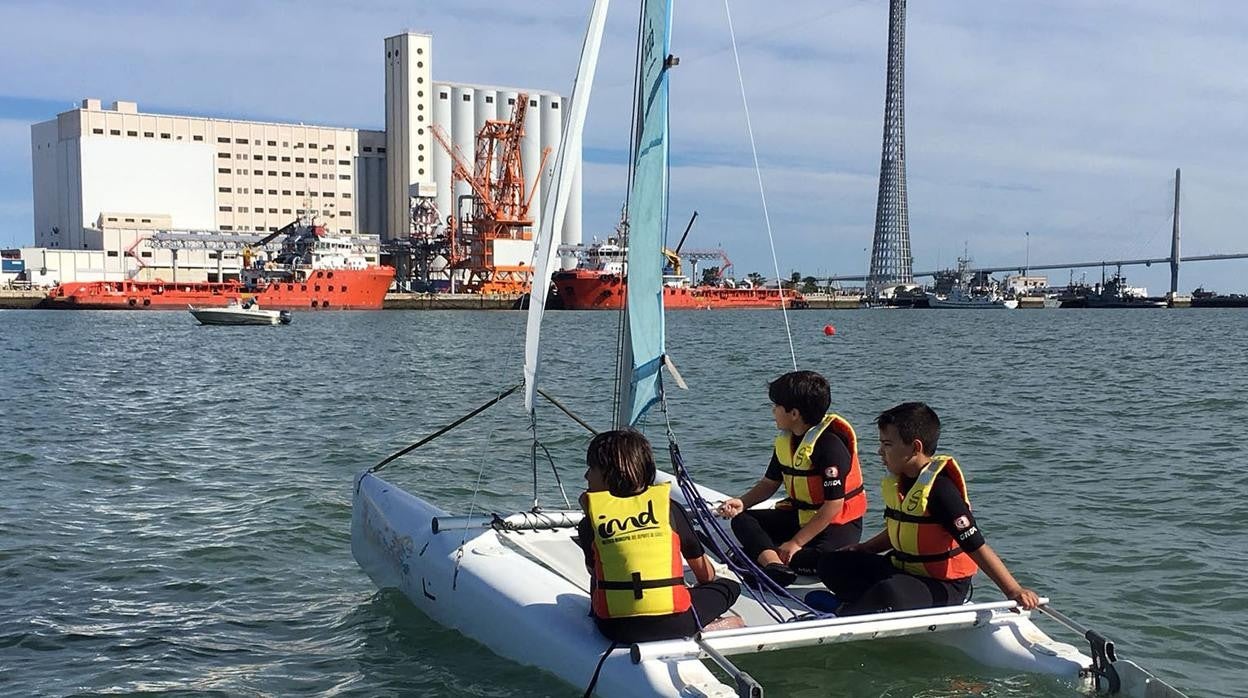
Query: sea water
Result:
<box><xmin>2</xmin><ymin>308</ymin><xmax>1244</xmax><ymax>697</ymax></box>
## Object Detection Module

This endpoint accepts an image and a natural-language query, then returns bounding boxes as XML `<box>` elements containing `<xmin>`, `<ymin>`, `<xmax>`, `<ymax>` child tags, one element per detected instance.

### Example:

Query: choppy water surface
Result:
<box><xmin>2</xmin><ymin>308</ymin><xmax>1244</xmax><ymax>697</ymax></box>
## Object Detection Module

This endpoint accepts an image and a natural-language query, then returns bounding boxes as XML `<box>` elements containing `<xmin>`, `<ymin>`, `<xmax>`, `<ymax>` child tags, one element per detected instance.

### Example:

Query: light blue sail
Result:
<box><xmin>616</xmin><ymin>0</ymin><xmax>674</xmax><ymax>428</ymax></box>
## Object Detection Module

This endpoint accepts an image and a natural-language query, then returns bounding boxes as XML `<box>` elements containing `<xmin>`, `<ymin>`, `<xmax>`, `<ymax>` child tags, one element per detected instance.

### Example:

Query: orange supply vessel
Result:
<box><xmin>43</xmin><ymin>220</ymin><xmax>394</xmax><ymax>311</ymax></box>
<box><xmin>551</xmin><ymin>240</ymin><xmax>804</xmax><ymax>310</ymax></box>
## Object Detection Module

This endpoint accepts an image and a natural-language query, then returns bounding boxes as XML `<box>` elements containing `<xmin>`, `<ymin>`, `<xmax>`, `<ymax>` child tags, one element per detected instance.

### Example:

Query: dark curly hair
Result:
<box><xmin>585</xmin><ymin>429</ymin><xmax>656</xmax><ymax>497</ymax></box>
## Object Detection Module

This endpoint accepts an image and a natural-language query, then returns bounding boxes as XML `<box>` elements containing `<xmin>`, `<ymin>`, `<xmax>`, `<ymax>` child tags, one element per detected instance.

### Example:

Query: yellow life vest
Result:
<box><xmin>882</xmin><ymin>455</ymin><xmax>980</xmax><ymax>580</ymax></box>
<box><xmin>774</xmin><ymin>413</ymin><xmax>866</xmax><ymax>526</ymax></box>
<box><xmin>586</xmin><ymin>482</ymin><xmax>691</xmax><ymax>618</ymax></box>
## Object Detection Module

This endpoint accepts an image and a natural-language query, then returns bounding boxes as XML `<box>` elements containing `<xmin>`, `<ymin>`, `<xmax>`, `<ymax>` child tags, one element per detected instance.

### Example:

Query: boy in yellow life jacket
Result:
<box><xmin>717</xmin><ymin>371</ymin><xmax>867</xmax><ymax>587</ymax></box>
<box><xmin>816</xmin><ymin>402</ymin><xmax>1040</xmax><ymax>615</ymax></box>
<box><xmin>577</xmin><ymin>430</ymin><xmax>742</xmax><ymax>643</ymax></box>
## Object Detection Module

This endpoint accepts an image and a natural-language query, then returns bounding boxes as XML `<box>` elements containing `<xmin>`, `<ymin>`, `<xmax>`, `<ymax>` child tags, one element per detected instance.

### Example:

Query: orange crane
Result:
<box><xmin>431</xmin><ymin>93</ymin><xmax>552</xmax><ymax>294</ymax></box>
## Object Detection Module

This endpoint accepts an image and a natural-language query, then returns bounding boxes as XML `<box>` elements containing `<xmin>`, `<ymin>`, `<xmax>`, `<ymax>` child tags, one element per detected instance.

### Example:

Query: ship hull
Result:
<box><xmin>552</xmin><ymin>271</ymin><xmax>804</xmax><ymax>310</ymax></box>
<box><xmin>42</xmin><ymin>267</ymin><xmax>394</xmax><ymax>311</ymax></box>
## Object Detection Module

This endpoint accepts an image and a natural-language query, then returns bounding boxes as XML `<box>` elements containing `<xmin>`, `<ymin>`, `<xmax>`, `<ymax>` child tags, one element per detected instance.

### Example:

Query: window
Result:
<box><xmin>219</xmin><ymin>206</ymin><xmax>233</xmax><ymax>211</ymax></box>
<box><xmin>282</xmin><ymin>141</ymin><xmax>289</xmax><ymax>147</ymax></box>
<box><xmin>338</xmin><ymin>174</ymin><xmax>351</xmax><ymax>180</ymax></box>
<box><xmin>236</xmin><ymin>153</ymin><xmax>247</xmax><ymax>159</ymax></box>
<box><xmin>323</xmin><ymin>191</ymin><xmax>335</xmax><ymax>197</ymax></box>
<box><xmin>345</xmin><ymin>145</ymin><xmax>351</xmax><ymax>152</ymax></box>
<box><xmin>296</xmin><ymin>172</ymin><xmax>304</xmax><ymax>178</ymax></box>
<box><xmin>282</xmin><ymin>171</ymin><xmax>290</xmax><ymax>177</ymax></box>
<box><xmin>217</xmin><ymin>137</ymin><xmax>230</xmax><ymax>143</ymax></box>
<box><xmin>218</xmin><ymin>168</ymin><xmax>231</xmax><ymax>174</ymax></box>
<box><xmin>485</xmin><ymin>95</ymin><xmax>493</xmax><ymax>103</ymax></box>
<box><xmin>160</xmin><ymin>133</ymin><xmax>171</xmax><ymax>139</ymax></box>
<box><xmin>552</xmin><ymin>102</ymin><xmax>560</xmax><ymax>110</ymax></box>
<box><xmin>281</xmin><ymin>156</ymin><xmax>290</xmax><ymax>162</ymax></box>
<box><xmin>267</xmin><ymin>140</ymin><xmax>277</xmax><ymax>146</ymax></box>
<box><xmin>530</xmin><ymin>99</ymin><xmax>537</xmax><ymax>107</ymax></box>
<box><xmin>508</xmin><ymin>98</ymin><xmax>515</xmax><ymax>105</ymax></box>
<box><xmin>145</xmin><ymin>131</ymin><xmax>155</xmax><ymax>138</ymax></box>
<box><xmin>462</xmin><ymin>94</ymin><xmax>471</xmax><ymax>102</ymax></box>
<box><xmin>126</xmin><ymin>130</ymin><xmax>137</xmax><ymax>137</ymax></box>
<box><xmin>193</xmin><ymin>135</ymin><xmax>203</xmax><ymax>141</ymax></box>
<box><xmin>255</xmin><ymin>225</ymin><xmax>265</xmax><ymax>231</ymax></box>
<box><xmin>238</xmin><ymin>207</ymin><xmax>249</xmax><ymax>213</ymax></box>
<box><xmin>295</xmin><ymin>157</ymin><xmax>304</xmax><ymax>163</ymax></box>
<box><xmin>267</xmin><ymin>155</ymin><xmax>276</xmax><ymax>161</ymax></box>
<box><xmin>235</xmin><ymin>138</ymin><xmax>247</xmax><ymax>144</ymax></box>
<box><xmin>342</xmin><ymin>193</ymin><xmax>352</xmax><ymax>199</ymax></box>
<box><xmin>141</xmin><ymin>218</ymin><xmax>150</xmax><ymax>223</ymax></box>
<box><xmin>221</xmin><ymin>225</ymin><xmax>234</xmax><ymax>231</ymax></box>
<box><xmin>340</xmin><ymin>210</ymin><xmax>352</xmax><ymax>217</ymax></box>
<box><xmin>239</xmin><ymin>169</ymin><xmax>248</xmax><ymax>175</ymax></box>
<box><xmin>218</xmin><ymin>186</ymin><xmax>231</xmax><ymax>193</ymax></box>
<box><xmin>378</xmin><ymin>147</ymin><xmax>386</xmax><ymax>154</ymax></box>
<box><xmin>338</xmin><ymin>160</ymin><xmax>349</xmax><ymax>166</ymax></box>
<box><xmin>363</xmin><ymin>146</ymin><xmax>373</xmax><ymax>153</ymax></box>
<box><xmin>253</xmin><ymin>139</ymin><xmax>260</xmax><ymax>145</ymax></box>
<box><xmin>308</xmin><ymin>143</ymin><xmax>317</xmax><ymax>149</ymax></box>
<box><xmin>282</xmin><ymin>208</ymin><xmax>292</xmax><ymax>214</ymax></box>
<box><xmin>282</xmin><ymin>190</ymin><xmax>291</xmax><ymax>196</ymax></box>
<box><xmin>110</xmin><ymin>129</ymin><xmax>120</xmax><ymax>135</ymax></box>
<box><xmin>92</xmin><ymin>127</ymin><xmax>104</xmax><ymax>134</ymax></box>
<box><xmin>107</xmin><ymin>217</ymin><xmax>118</xmax><ymax>222</ymax></box>
<box><xmin>267</xmin><ymin>170</ymin><xmax>276</xmax><ymax>176</ymax></box>
<box><xmin>252</xmin><ymin>154</ymin><xmax>261</xmax><ymax>160</ymax></box>
<box><xmin>340</xmin><ymin>229</ymin><xmax>350</xmax><ymax>234</ymax></box>
<box><xmin>107</xmin><ymin>250</ymin><xmax>119</xmax><ymax>257</ymax></box>
<box><xmin>140</xmin><ymin>251</ymin><xmax>152</xmax><ymax>258</ymax></box>
<box><xmin>309</xmin><ymin>191</ymin><xmax>318</xmax><ymax>197</ymax></box>
<box><xmin>268</xmin><ymin>189</ymin><xmax>277</xmax><ymax>195</ymax></box>
<box><xmin>296</xmin><ymin>190</ymin><xmax>305</xmax><ymax>196</ymax></box>
<box><xmin>418</xmin><ymin>168</ymin><xmax>425</xmax><ymax>175</ymax></box>
<box><xmin>440</xmin><ymin>91</ymin><xmax>448</xmax><ymax>99</ymax></box>
<box><xmin>310</xmin><ymin>173</ymin><xmax>318</xmax><ymax>179</ymax></box>
<box><xmin>268</xmin><ymin>208</ymin><xmax>277</xmax><ymax>213</ymax></box>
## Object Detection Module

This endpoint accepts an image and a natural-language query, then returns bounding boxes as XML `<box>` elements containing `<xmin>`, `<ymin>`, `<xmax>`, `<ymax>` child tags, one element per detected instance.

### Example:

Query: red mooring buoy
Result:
<box><xmin>823</xmin><ymin>324</ymin><xmax>836</xmax><ymax>336</ymax></box>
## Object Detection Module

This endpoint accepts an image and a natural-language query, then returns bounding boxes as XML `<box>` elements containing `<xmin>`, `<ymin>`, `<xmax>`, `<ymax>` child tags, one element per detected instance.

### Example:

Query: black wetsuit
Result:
<box><xmin>731</xmin><ymin>427</ymin><xmax>863</xmax><ymax>575</ymax></box>
<box><xmin>818</xmin><ymin>469</ymin><xmax>984</xmax><ymax>615</ymax></box>
<box><xmin>577</xmin><ymin>500</ymin><xmax>741</xmax><ymax>643</ymax></box>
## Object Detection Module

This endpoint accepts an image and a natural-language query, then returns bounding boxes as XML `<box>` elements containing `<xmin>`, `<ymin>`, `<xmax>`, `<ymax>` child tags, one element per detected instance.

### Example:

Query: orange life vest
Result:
<box><xmin>774</xmin><ymin>413</ymin><xmax>867</xmax><ymax>526</ymax></box>
<box><xmin>586</xmin><ymin>482</ymin><xmax>692</xmax><ymax>618</ymax></box>
<box><xmin>882</xmin><ymin>455</ymin><xmax>980</xmax><ymax>580</ymax></box>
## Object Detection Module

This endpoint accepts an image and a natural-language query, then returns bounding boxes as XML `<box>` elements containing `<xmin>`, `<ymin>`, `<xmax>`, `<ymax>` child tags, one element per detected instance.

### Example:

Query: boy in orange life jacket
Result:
<box><xmin>816</xmin><ymin>402</ymin><xmax>1040</xmax><ymax>615</ymax></box>
<box><xmin>717</xmin><ymin>371</ymin><xmax>867</xmax><ymax>587</ymax></box>
<box><xmin>576</xmin><ymin>429</ymin><xmax>742</xmax><ymax>643</ymax></box>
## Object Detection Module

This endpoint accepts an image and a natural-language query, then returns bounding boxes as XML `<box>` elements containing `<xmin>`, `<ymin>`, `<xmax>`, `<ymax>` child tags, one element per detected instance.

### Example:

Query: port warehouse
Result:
<box><xmin>16</xmin><ymin>32</ymin><xmax>581</xmax><ymax>287</ymax></box>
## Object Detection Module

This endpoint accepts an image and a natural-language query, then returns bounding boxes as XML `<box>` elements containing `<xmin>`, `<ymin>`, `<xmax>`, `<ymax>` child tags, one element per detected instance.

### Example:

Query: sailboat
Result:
<box><xmin>351</xmin><ymin>2</ymin><xmax>1188</xmax><ymax>696</ymax></box>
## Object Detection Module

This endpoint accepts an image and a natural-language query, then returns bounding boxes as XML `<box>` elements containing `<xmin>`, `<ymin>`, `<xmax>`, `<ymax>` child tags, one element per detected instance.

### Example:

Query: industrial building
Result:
<box><xmin>22</xmin><ymin>31</ymin><xmax>580</xmax><ymax>286</ymax></box>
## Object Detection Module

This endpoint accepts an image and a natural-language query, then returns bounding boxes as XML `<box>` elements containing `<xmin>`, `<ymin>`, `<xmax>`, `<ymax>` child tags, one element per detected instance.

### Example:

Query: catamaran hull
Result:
<box><xmin>349</xmin><ymin>472</ymin><xmax>1193</xmax><ymax>697</ymax></box>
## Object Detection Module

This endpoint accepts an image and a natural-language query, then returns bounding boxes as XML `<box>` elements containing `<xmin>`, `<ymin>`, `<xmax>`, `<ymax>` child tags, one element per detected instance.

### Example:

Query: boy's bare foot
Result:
<box><xmin>703</xmin><ymin>615</ymin><xmax>746</xmax><ymax>631</ymax></box>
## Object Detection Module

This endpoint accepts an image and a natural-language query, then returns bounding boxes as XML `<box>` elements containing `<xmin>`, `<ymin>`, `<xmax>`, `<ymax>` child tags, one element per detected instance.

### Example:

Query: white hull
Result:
<box><xmin>350</xmin><ymin>471</ymin><xmax>1181</xmax><ymax>697</ymax></box>
<box><xmin>188</xmin><ymin>304</ymin><xmax>286</xmax><ymax>325</ymax></box>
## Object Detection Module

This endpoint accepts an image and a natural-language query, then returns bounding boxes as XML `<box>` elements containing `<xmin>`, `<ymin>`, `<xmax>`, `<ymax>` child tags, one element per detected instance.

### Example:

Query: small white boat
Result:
<box><xmin>927</xmin><ymin>287</ymin><xmax>1018</xmax><ymax>309</ymax></box>
<box><xmin>187</xmin><ymin>300</ymin><xmax>291</xmax><ymax>325</ymax></box>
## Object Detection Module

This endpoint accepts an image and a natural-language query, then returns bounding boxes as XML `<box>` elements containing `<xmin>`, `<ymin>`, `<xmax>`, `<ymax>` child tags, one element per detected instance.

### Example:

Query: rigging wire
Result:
<box><xmin>723</xmin><ymin>0</ymin><xmax>797</xmax><ymax>371</ymax></box>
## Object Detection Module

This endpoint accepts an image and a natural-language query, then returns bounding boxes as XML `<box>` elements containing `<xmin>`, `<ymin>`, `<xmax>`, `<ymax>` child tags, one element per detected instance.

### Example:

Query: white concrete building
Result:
<box><xmin>27</xmin><ymin>31</ymin><xmax>582</xmax><ymax>284</ymax></box>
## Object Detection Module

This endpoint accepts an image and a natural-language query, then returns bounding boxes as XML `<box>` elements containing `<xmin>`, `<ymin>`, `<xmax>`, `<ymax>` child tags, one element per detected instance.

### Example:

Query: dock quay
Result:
<box><xmin>383</xmin><ymin>292</ymin><xmax>520</xmax><ymax>310</ymax></box>
<box><xmin>802</xmin><ymin>293</ymin><xmax>864</xmax><ymax>309</ymax></box>
<box><xmin>0</xmin><ymin>289</ymin><xmax>46</xmax><ymax>309</ymax></box>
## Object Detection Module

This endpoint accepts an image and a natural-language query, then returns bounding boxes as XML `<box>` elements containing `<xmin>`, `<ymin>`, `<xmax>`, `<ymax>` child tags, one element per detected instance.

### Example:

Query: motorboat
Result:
<box><xmin>187</xmin><ymin>300</ymin><xmax>292</xmax><ymax>325</ymax></box>
<box><xmin>927</xmin><ymin>286</ymin><xmax>1018</xmax><ymax>309</ymax></box>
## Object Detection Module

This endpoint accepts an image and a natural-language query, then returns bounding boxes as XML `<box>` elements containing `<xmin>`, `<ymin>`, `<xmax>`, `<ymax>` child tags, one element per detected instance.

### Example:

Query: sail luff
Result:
<box><xmin>616</xmin><ymin>0</ymin><xmax>674</xmax><ymax>429</ymax></box>
<box><xmin>522</xmin><ymin>0</ymin><xmax>611</xmax><ymax>415</ymax></box>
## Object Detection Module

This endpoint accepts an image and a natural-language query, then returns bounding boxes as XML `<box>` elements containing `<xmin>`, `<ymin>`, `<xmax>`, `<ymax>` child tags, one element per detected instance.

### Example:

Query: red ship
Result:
<box><xmin>552</xmin><ymin>239</ymin><xmax>804</xmax><ymax>310</ymax></box>
<box><xmin>43</xmin><ymin>219</ymin><xmax>395</xmax><ymax>311</ymax></box>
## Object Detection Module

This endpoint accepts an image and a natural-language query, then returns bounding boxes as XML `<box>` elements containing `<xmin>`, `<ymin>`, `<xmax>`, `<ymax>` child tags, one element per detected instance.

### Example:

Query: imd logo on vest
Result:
<box><xmin>596</xmin><ymin>500</ymin><xmax>660</xmax><ymax>540</ymax></box>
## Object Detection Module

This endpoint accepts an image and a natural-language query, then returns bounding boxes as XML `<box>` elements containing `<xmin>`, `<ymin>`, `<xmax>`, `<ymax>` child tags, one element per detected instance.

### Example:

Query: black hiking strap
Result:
<box><xmin>890</xmin><ymin>548</ymin><xmax>963</xmax><ymax>563</ymax></box>
<box><xmin>582</xmin><ymin>641</ymin><xmax>620</xmax><ymax>698</ymax></box>
<box><xmin>883</xmin><ymin>507</ymin><xmax>936</xmax><ymax>524</ymax></box>
<box><xmin>598</xmin><ymin>573</ymin><xmax>684</xmax><ymax>600</ymax></box>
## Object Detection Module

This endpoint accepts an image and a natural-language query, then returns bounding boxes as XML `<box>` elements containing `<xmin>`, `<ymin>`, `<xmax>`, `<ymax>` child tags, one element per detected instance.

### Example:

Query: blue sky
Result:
<box><xmin>3</xmin><ymin>0</ymin><xmax>1248</xmax><ymax>292</ymax></box>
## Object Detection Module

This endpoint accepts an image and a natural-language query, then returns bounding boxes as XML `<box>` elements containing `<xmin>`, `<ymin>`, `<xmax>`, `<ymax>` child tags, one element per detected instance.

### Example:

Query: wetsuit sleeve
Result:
<box><xmin>764</xmin><ymin>449</ymin><xmax>783</xmax><ymax>482</ymax></box>
<box><xmin>926</xmin><ymin>474</ymin><xmax>985</xmax><ymax>553</ymax></box>
<box><xmin>576</xmin><ymin>517</ymin><xmax>595</xmax><ymax>568</ymax></box>
<box><xmin>670</xmin><ymin>502</ymin><xmax>706</xmax><ymax>560</ymax></box>
<box><xmin>811</xmin><ymin>429</ymin><xmax>853</xmax><ymax>500</ymax></box>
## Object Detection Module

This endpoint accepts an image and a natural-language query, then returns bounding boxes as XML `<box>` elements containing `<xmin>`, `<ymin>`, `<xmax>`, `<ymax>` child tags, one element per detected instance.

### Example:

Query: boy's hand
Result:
<box><xmin>777</xmin><ymin>540</ymin><xmax>802</xmax><ymax>564</ymax></box>
<box><xmin>717</xmin><ymin>498</ymin><xmax>744</xmax><ymax>518</ymax></box>
<box><xmin>1007</xmin><ymin>586</ymin><xmax>1040</xmax><ymax>610</ymax></box>
<box><xmin>578</xmin><ymin>491</ymin><xmax>589</xmax><ymax>509</ymax></box>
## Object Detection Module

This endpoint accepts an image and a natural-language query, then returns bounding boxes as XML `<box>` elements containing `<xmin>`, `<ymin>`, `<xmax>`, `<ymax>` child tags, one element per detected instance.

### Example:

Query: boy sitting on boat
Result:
<box><xmin>717</xmin><ymin>371</ymin><xmax>867</xmax><ymax>587</ymax></box>
<box><xmin>578</xmin><ymin>430</ymin><xmax>742</xmax><ymax>643</ymax></box>
<box><xmin>817</xmin><ymin>402</ymin><xmax>1040</xmax><ymax>615</ymax></box>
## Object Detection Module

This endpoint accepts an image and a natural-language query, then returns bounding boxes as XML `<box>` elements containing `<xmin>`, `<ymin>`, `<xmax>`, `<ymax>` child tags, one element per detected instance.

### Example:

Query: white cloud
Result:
<box><xmin>1</xmin><ymin>0</ymin><xmax>1246</xmax><ymax>291</ymax></box>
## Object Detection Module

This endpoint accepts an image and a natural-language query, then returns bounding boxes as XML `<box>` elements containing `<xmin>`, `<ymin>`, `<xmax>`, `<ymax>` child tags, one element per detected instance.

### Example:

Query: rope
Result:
<box><xmin>723</xmin><ymin>0</ymin><xmax>797</xmax><ymax>371</ymax></box>
<box><xmin>369</xmin><ymin>383</ymin><xmax>521</xmax><ymax>473</ymax></box>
